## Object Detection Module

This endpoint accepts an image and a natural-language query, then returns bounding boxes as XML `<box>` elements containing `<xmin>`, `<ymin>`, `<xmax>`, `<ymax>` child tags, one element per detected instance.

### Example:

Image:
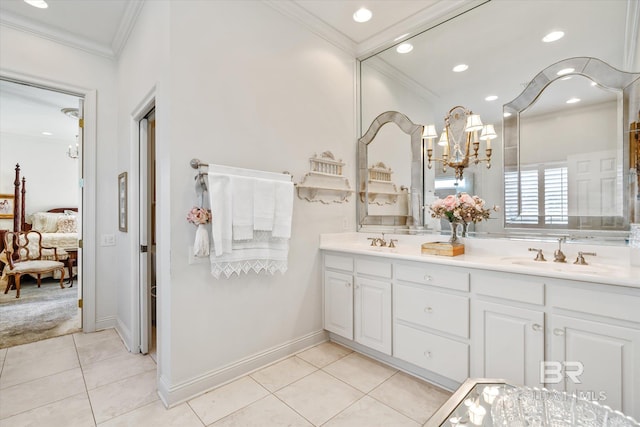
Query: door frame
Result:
<box><xmin>130</xmin><ymin>87</ymin><xmax>156</xmax><ymax>353</ymax></box>
<box><xmin>0</xmin><ymin>70</ymin><xmax>97</xmax><ymax>332</ymax></box>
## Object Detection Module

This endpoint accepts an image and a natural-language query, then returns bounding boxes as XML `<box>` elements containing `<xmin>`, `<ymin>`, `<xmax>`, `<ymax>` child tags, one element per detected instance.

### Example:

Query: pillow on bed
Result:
<box><xmin>56</xmin><ymin>215</ymin><xmax>77</xmax><ymax>233</ymax></box>
<box><xmin>32</xmin><ymin>212</ymin><xmax>63</xmax><ymax>233</ymax></box>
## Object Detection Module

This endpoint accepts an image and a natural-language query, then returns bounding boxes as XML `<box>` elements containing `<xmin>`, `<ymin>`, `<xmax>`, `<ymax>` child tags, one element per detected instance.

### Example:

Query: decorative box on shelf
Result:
<box><xmin>296</xmin><ymin>151</ymin><xmax>353</xmax><ymax>204</ymax></box>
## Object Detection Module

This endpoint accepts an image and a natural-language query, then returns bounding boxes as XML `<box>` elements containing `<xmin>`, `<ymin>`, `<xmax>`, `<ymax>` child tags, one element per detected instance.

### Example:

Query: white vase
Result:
<box><xmin>193</xmin><ymin>224</ymin><xmax>210</xmax><ymax>257</ymax></box>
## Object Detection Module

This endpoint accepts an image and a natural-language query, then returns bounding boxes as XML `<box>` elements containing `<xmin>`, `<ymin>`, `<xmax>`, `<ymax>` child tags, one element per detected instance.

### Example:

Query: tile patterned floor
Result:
<box><xmin>0</xmin><ymin>330</ymin><xmax>452</xmax><ymax>426</ymax></box>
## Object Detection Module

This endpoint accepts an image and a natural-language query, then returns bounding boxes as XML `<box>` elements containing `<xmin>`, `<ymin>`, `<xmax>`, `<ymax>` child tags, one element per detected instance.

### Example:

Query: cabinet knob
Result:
<box><xmin>424</xmin><ymin>351</ymin><xmax>432</xmax><ymax>358</ymax></box>
<box><xmin>345</xmin><ymin>282</ymin><xmax>351</xmax><ymax>288</ymax></box>
<box><xmin>532</xmin><ymin>323</ymin><xmax>543</xmax><ymax>332</ymax></box>
<box><xmin>355</xmin><ymin>285</ymin><xmax>360</xmax><ymax>290</ymax></box>
<box><xmin>424</xmin><ymin>307</ymin><xmax>433</xmax><ymax>313</ymax></box>
<box><xmin>424</xmin><ymin>275</ymin><xmax>432</xmax><ymax>281</ymax></box>
<box><xmin>553</xmin><ymin>328</ymin><xmax>565</xmax><ymax>336</ymax></box>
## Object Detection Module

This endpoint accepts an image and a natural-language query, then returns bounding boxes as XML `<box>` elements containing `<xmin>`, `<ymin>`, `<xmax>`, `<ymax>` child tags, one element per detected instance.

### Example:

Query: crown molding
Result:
<box><xmin>364</xmin><ymin>56</ymin><xmax>439</xmax><ymax>104</ymax></box>
<box><xmin>624</xmin><ymin>0</ymin><xmax>639</xmax><ymax>70</ymax></box>
<box><xmin>355</xmin><ymin>0</ymin><xmax>483</xmax><ymax>59</ymax></box>
<box><xmin>0</xmin><ymin>0</ymin><xmax>144</xmax><ymax>60</ymax></box>
<box><xmin>0</xmin><ymin>9</ymin><xmax>114</xmax><ymax>58</ymax></box>
<box><xmin>111</xmin><ymin>0</ymin><xmax>145</xmax><ymax>57</ymax></box>
<box><xmin>263</xmin><ymin>0</ymin><xmax>357</xmax><ymax>56</ymax></box>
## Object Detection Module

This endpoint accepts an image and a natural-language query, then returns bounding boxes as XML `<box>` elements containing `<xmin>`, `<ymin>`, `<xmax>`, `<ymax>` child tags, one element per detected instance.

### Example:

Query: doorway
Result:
<box><xmin>0</xmin><ymin>79</ymin><xmax>83</xmax><ymax>348</ymax></box>
<box><xmin>139</xmin><ymin>108</ymin><xmax>156</xmax><ymax>358</ymax></box>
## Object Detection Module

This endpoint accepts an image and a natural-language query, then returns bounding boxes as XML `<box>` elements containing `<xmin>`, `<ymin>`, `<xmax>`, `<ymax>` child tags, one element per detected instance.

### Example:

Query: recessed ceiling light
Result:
<box><xmin>503</xmin><ymin>112</ymin><xmax>512</xmax><ymax>118</ymax></box>
<box><xmin>566</xmin><ymin>97</ymin><xmax>581</xmax><ymax>104</ymax></box>
<box><xmin>485</xmin><ymin>95</ymin><xmax>498</xmax><ymax>101</ymax></box>
<box><xmin>24</xmin><ymin>0</ymin><xmax>48</xmax><ymax>8</ymax></box>
<box><xmin>41</xmin><ymin>131</ymin><xmax>53</xmax><ymax>136</ymax></box>
<box><xmin>560</xmin><ymin>76</ymin><xmax>572</xmax><ymax>81</ymax></box>
<box><xmin>452</xmin><ymin>64</ymin><xmax>468</xmax><ymax>73</ymax></box>
<box><xmin>396</xmin><ymin>43</ymin><xmax>413</xmax><ymax>54</ymax></box>
<box><xmin>394</xmin><ymin>33</ymin><xmax>410</xmax><ymax>42</ymax></box>
<box><xmin>590</xmin><ymin>81</ymin><xmax>598</xmax><ymax>87</ymax></box>
<box><xmin>557</xmin><ymin>68</ymin><xmax>575</xmax><ymax>76</ymax></box>
<box><xmin>353</xmin><ymin>7</ymin><xmax>372</xmax><ymax>23</ymax></box>
<box><xmin>542</xmin><ymin>31</ymin><xmax>564</xmax><ymax>43</ymax></box>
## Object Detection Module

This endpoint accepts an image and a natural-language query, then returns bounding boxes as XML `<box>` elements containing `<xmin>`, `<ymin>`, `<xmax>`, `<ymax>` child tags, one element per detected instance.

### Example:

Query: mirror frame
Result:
<box><xmin>503</xmin><ymin>57</ymin><xmax>640</xmax><ymax>232</ymax></box>
<box><xmin>358</xmin><ymin>111</ymin><xmax>425</xmax><ymax>231</ymax></box>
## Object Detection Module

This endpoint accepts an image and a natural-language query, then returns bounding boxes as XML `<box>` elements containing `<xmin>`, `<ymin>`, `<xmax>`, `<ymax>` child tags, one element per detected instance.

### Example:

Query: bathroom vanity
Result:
<box><xmin>320</xmin><ymin>233</ymin><xmax>640</xmax><ymax>418</ymax></box>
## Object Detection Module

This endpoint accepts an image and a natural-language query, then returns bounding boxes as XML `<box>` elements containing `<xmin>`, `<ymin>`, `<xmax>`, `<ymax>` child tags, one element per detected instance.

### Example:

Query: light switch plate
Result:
<box><xmin>101</xmin><ymin>234</ymin><xmax>115</xmax><ymax>246</ymax></box>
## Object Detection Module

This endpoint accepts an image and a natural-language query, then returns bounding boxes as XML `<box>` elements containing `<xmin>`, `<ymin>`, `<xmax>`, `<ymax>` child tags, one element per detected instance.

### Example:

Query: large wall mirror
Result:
<box><xmin>359</xmin><ymin>0</ymin><xmax>640</xmax><ymax>240</ymax></box>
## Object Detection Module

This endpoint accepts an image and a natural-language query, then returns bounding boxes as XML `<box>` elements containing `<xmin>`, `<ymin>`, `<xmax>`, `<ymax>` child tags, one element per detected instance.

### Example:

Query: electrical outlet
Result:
<box><xmin>100</xmin><ymin>234</ymin><xmax>116</xmax><ymax>246</ymax></box>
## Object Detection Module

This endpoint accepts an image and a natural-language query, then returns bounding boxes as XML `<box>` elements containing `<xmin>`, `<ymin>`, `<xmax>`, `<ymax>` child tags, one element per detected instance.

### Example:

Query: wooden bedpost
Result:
<box><xmin>13</xmin><ymin>164</ymin><xmax>20</xmax><ymax>232</ymax></box>
<box><xmin>21</xmin><ymin>177</ymin><xmax>26</xmax><ymax>231</ymax></box>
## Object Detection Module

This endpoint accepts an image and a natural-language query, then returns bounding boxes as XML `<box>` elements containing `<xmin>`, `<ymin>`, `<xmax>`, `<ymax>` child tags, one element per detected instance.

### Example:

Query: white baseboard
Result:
<box><xmin>115</xmin><ymin>318</ymin><xmax>134</xmax><ymax>353</ymax></box>
<box><xmin>93</xmin><ymin>315</ymin><xmax>117</xmax><ymax>332</ymax></box>
<box><xmin>158</xmin><ymin>329</ymin><xmax>328</xmax><ymax>407</ymax></box>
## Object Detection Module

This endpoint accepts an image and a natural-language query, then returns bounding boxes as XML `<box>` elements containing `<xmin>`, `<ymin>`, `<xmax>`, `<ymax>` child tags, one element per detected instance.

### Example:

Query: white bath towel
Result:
<box><xmin>207</xmin><ymin>173</ymin><xmax>232</xmax><ymax>256</ymax></box>
<box><xmin>254</xmin><ymin>178</ymin><xmax>275</xmax><ymax>231</ymax></box>
<box><xmin>272</xmin><ymin>181</ymin><xmax>294</xmax><ymax>239</ymax></box>
<box><xmin>231</xmin><ymin>176</ymin><xmax>254</xmax><ymax>240</ymax></box>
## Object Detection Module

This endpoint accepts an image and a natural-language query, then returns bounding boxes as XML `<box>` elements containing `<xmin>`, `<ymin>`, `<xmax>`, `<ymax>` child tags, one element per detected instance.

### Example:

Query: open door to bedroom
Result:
<box><xmin>139</xmin><ymin>108</ymin><xmax>156</xmax><ymax>359</ymax></box>
<box><xmin>0</xmin><ymin>79</ymin><xmax>83</xmax><ymax>348</ymax></box>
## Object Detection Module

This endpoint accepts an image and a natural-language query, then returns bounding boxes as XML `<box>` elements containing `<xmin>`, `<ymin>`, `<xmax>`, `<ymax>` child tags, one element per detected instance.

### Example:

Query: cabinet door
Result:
<box><xmin>355</xmin><ymin>277</ymin><xmax>392</xmax><ymax>355</ymax></box>
<box><xmin>549</xmin><ymin>314</ymin><xmax>640</xmax><ymax>418</ymax></box>
<box><xmin>324</xmin><ymin>270</ymin><xmax>353</xmax><ymax>339</ymax></box>
<box><xmin>472</xmin><ymin>300</ymin><xmax>544</xmax><ymax>386</ymax></box>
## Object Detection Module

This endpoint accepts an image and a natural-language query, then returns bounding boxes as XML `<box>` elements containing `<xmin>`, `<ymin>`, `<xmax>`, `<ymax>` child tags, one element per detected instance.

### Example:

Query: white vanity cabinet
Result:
<box><xmin>470</xmin><ymin>271</ymin><xmax>546</xmax><ymax>387</ymax></box>
<box><xmin>393</xmin><ymin>262</ymin><xmax>470</xmax><ymax>383</ymax></box>
<box><xmin>323</xmin><ymin>254</ymin><xmax>354</xmax><ymax>340</ymax></box>
<box><xmin>547</xmin><ymin>284</ymin><xmax>640</xmax><ymax>417</ymax></box>
<box><xmin>323</xmin><ymin>253</ymin><xmax>393</xmax><ymax>355</ymax></box>
<box><xmin>321</xmin><ymin>247</ymin><xmax>640</xmax><ymax>417</ymax></box>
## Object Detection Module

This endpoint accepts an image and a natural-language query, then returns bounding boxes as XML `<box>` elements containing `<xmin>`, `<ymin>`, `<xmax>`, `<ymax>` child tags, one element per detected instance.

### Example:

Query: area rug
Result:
<box><xmin>0</xmin><ymin>279</ymin><xmax>80</xmax><ymax>349</ymax></box>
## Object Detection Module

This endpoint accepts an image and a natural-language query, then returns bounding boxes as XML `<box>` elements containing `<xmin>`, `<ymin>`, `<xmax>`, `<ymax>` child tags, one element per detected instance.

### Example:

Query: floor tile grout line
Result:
<box><xmin>269</xmin><ymin>389</ymin><xmax>321</xmax><ymax>426</ymax></box>
<box><xmin>73</xmin><ymin>333</ymin><xmax>99</xmax><ymax>427</ymax></box>
<box><xmin>185</xmin><ymin>400</ymin><xmax>209</xmax><ymax>427</ymax></box>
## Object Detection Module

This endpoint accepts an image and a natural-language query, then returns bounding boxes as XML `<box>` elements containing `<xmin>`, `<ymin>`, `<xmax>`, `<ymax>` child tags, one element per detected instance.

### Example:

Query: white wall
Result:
<box><xmin>118</xmin><ymin>0</ymin><xmax>356</xmax><ymax>405</ymax></box>
<box><xmin>0</xmin><ymin>25</ymin><xmax>119</xmax><ymax>330</ymax></box>
<box><xmin>0</xmin><ymin>133</ymin><xmax>79</xmax><ymax>215</ymax></box>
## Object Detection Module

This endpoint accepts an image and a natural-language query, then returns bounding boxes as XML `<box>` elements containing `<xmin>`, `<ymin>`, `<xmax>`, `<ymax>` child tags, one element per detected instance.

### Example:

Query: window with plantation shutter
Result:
<box><xmin>505</xmin><ymin>164</ymin><xmax>568</xmax><ymax>226</ymax></box>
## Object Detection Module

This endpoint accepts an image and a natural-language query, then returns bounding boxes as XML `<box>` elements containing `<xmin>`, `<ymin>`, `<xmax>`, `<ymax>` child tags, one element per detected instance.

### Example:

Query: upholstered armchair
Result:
<box><xmin>3</xmin><ymin>230</ymin><xmax>66</xmax><ymax>298</ymax></box>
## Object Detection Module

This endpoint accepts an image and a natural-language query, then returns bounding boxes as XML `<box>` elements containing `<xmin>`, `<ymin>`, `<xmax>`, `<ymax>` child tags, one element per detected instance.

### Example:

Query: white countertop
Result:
<box><xmin>319</xmin><ymin>233</ymin><xmax>640</xmax><ymax>289</ymax></box>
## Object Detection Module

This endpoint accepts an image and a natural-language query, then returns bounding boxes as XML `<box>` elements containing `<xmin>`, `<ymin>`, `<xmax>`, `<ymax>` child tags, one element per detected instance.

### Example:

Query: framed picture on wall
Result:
<box><xmin>118</xmin><ymin>172</ymin><xmax>128</xmax><ymax>232</ymax></box>
<box><xmin>0</xmin><ymin>194</ymin><xmax>14</xmax><ymax>219</ymax></box>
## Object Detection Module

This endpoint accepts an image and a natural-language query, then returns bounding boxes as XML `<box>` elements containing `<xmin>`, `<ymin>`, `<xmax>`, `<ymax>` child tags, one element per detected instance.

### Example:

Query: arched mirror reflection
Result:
<box><xmin>504</xmin><ymin>57</ymin><xmax>640</xmax><ymax>232</ymax></box>
<box><xmin>357</xmin><ymin>111</ymin><xmax>424</xmax><ymax>230</ymax></box>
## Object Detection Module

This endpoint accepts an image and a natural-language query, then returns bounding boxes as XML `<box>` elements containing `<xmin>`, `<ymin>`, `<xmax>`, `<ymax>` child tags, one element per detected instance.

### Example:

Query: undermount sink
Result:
<box><xmin>503</xmin><ymin>258</ymin><xmax>610</xmax><ymax>275</ymax></box>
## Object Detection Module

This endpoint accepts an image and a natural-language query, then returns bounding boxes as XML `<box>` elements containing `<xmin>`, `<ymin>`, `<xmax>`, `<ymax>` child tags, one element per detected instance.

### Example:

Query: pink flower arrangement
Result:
<box><xmin>187</xmin><ymin>206</ymin><xmax>211</xmax><ymax>226</ymax></box>
<box><xmin>430</xmin><ymin>193</ymin><xmax>498</xmax><ymax>224</ymax></box>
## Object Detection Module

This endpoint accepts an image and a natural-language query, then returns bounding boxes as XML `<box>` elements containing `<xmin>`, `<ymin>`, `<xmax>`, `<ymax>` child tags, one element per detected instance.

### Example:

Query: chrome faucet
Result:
<box><xmin>574</xmin><ymin>251</ymin><xmax>596</xmax><ymax>265</ymax></box>
<box><xmin>554</xmin><ymin>237</ymin><xmax>567</xmax><ymax>263</ymax></box>
<box><xmin>529</xmin><ymin>248</ymin><xmax>546</xmax><ymax>261</ymax></box>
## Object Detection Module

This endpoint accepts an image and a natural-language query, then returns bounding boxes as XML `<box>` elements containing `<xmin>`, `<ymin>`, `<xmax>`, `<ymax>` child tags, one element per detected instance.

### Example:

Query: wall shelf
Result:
<box><xmin>296</xmin><ymin>152</ymin><xmax>352</xmax><ymax>204</ymax></box>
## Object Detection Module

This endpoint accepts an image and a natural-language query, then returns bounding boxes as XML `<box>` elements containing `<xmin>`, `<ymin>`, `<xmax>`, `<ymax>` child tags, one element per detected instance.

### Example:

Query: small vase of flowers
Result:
<box><xmin>187</xmin><ymin>207</ymin><xmax>212</xmax><ymax>257</ymax></box>
<box><xmin>429</xmin><ymin>193</ymin><xmax>498</xmax><ymax>243</ymax></box>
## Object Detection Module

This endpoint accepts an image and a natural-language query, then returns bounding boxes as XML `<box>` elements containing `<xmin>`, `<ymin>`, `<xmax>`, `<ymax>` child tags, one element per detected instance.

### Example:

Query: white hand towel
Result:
<box><xmin>208</xmin><ymin>173</ymin><xmax>232</xmax><ymax>256</ymax></box>
<box><xmin>254</xmin><ymin>178</ymin><xmax>275</xmax><ymax>231</ymax></box>
<box><xmin>272</xmin><ymin>181</ymin><xmax>294</xmax><ymax>239</ymax></box>
<box><xmin>231</xmin><ymin>176</ymin><xmax>254</xmax><ymax>240</ymax></box>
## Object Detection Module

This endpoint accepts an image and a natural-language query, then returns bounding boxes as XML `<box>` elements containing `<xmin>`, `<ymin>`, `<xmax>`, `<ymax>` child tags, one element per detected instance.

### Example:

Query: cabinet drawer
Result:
<box><xmin>395</xmin><ymin>283</ymin><xmax>469</xmax><ymax>338</ymax></box>
<box><xmin>549</xmin><ymin>286</ymin><xmax>640</xmax><ymax>323</ymax></box>
<box><xmin>356</xmin><ymin>258</ymin><xmax>392</xmax><ymax>278</ymax></box>
<box><xmin>394</xmin><ymin>323</ymin><xmax>469</xmax><ymax>382</ymax></box>
<box><xmin>325</xmin><ymin>254</ymin><xmax>354</xmax><ymax>272</ymax></box>
<box><xmin>472</xmin><ymin>271</ymin><xmax>545</xmax><ymax>305</ymax></box>
<box><xmin>395</xmin><ymin>262</ymin><xmax>469</xmax><ymax>291</ymax></box>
